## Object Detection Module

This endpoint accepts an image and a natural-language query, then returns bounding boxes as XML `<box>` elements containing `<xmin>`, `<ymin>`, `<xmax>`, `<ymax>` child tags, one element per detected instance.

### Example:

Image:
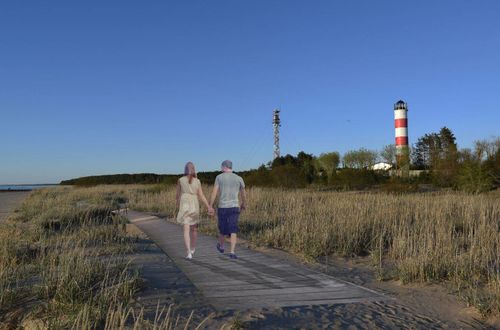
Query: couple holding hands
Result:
<box><xmin>176</xmin><ymin>160</ymin><xmax>246</xmax><ymax>260</ymax></box>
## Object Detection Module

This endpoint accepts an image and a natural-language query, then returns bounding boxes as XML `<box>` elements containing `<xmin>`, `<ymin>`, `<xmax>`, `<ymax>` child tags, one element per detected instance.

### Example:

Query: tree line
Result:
<box><xmin>411</xmin><ymin>127</ymin><xmax>499</xmax><ymax>193</ymax></box>
<box><xmin>61</xmin><ymin>128</ymin><xmax>499</xmax><ymax>193</ymax></box>
<box><xmin>60</xmin><ymin>171</ymin><xmax>248</xmax><ymax>186</ymax></box>
<box><xmin>244</xmin><ymin>127</ymin><xmax>499</xmax><ymax>192</ymax></box>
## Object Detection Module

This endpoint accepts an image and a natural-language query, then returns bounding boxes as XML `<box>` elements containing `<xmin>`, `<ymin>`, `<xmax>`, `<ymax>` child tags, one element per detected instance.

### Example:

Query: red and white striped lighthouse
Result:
<box><xmin>394</xmin><ymin>100</ymin><xmax>409</xmax><ymax>168</ymax></box>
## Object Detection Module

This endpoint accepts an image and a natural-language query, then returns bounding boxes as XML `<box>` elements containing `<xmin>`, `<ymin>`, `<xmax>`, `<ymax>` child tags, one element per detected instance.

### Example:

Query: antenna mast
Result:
<box><xmin>273</xmin><ymin>109</ymin><xmax>281</xmax><ymax>159</ymax></box>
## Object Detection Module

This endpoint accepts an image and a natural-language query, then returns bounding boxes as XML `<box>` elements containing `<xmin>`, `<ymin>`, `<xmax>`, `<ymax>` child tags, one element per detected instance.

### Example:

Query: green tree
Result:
<box><xmin>380</xmin><ymin>144</ymin><xmax>397</xmax><ymax>167</ymax></box>
<box><xmin>269</xmin><ymin>152</ymin><xmax>318</xmax><ymax>187</ymax></box>
<box><xmin>297</xmin><ymin>151</ymin><xmax>317</xmax><ymax>184</ymax></box>
<box><xmin>342</xmin><ymin>148</ymin><xmax>378</xmax><ymax>169</ymax></box>
<box><xmin>315</xmin><ymin>152</ymin><xmax>340</xmax><ymax>183</ymax></box>
<box><xmin>271</xmin><ymin>164</ymin><xmax>308</xmax><ymax>188</ymax></box>
<box><xmin>456</xmin><ymin>137</ymin><xmax>499</xmax><ymax>193</ymax></box>
<box><xmin>456</xmin><ymin>162</ymin><xmax>493</xmax><ymax>193</ymax></box>
<box><xmin>433</xmin><ymin>127</ymin><xmax>459</xmax><ymax>186</ymax></box>
<box><xmin>411</xmin><ymin>127</ymin><xmax>459</xmax><ymax>186</ymax></box>
<box><xmin>412</xmin><ymin>133</ymin><xmax>441</xmax><ymax>169</ymax></box>
<box><xmin>243</xmin><ymin>165</ymin><xmax>273</xmax><ymax>187</ymax></box>
<box><xmin>456</xmin><ymin>151</ymin><xmax>493</xmax><ymax>193</ymax></box>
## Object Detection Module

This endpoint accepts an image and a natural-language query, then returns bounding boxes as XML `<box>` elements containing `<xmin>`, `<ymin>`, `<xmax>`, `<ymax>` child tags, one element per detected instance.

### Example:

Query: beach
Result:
<box><xmin>1</xmin><ymin>187</ymin><xmax>499</xmax><ymax>328</ymax></box>
<box><xmin>0</xmin><ymin>191</ymin><xmax>30</xmax><ymax>222</ymax></box>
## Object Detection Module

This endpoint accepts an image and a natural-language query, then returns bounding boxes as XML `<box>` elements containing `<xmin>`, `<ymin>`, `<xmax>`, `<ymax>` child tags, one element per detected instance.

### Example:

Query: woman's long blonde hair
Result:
<box><xmin>184</xmin><ymin>162</ymin><xmax>197</xmax><ymax>184</ymax></box>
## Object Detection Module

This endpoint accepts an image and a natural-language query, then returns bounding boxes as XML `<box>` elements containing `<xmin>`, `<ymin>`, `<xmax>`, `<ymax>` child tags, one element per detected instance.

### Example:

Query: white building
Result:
<box><xmin>371</xmin><ymin>162</ymin><xmax>393</xmax><ymax>171</ymax></box>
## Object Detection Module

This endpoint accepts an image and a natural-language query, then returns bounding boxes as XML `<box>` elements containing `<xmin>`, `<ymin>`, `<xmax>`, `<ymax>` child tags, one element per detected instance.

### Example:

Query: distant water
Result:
<box><xmin>0</xmin><ymin>184</ymin><xmax>58</xmax><ymax>191</ymax></box>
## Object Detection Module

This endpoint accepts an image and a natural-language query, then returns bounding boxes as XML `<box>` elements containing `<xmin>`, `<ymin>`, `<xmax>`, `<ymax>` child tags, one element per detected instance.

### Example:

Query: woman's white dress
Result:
<box><xmin>176</xmin><ymin>176</ymin><xmax>201</xmax><ymax>225</ymax></box>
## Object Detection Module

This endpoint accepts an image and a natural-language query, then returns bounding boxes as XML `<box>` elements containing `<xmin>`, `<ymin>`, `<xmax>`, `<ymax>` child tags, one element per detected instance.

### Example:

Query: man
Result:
<box><xmin>209</xmin><ymin>160</ymin><xmax>246</xmax><ymax>259</ymax></box>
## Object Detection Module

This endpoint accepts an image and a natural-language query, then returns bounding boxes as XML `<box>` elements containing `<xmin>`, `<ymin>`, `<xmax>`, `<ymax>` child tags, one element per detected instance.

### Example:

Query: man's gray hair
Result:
<box><xmin>221</xmin><ymin>160</ymin><xmax>233</xmax><ymax>169</ymax></box>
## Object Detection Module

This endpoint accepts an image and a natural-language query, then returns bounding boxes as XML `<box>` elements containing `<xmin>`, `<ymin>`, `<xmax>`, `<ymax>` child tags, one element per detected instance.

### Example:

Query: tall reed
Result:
<box><xmin>123</xmin><ymin>185</ymin><xmax>499</xmax><ymax>315</ymax></box>
<box><xmin>0</xmin><ymin>187</ymin><xmax>196</xmax><ymax>328</ymax></box>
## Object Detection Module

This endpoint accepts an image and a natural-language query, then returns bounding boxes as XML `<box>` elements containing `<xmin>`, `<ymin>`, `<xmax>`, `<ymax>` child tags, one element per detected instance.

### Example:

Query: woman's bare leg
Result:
<box><xmin>183</xmin><ymin>224</ymin><xmax>191</xmax><ymax>255</ymax></box>
<box><xmin>190</xmin><ymin>225</ymin><xmax>198</xmax><ymax>252</ymax></box>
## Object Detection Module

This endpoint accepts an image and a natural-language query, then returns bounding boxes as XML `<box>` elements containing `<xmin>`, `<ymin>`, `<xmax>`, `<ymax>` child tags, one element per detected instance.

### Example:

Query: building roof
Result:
<box><xmin>371</xmin><ymin>162</ymin><xmax>393</xmax><ymax>171</ymax></box>
<box><xmin>394</xmin><ymin>100</ymin><xmax>408</xmax><ymax>110</ymax></box>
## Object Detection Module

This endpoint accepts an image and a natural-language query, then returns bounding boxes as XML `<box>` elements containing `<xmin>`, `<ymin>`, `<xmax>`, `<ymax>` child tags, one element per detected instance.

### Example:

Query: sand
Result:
<box><xmin>238</xmin><ymin>245</ymin><xmax>499</xmax><ymax>329</ymax></box>
<box><xmin>0</xmin><ymin>191</ymin><xmax>30</xmax><ymax>222</ymax></box>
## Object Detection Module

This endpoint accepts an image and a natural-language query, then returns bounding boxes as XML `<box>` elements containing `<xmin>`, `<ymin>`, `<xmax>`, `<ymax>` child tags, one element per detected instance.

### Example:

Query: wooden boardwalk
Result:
<box><xmin>125</xmin><ymin>210</ymin><xmax>388</xmax><ymax>311</ymax></box>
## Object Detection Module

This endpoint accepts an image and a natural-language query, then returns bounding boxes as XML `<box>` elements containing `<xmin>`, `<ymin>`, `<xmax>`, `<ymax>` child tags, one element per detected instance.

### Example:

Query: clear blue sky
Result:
<box><xmin>1</xmin><ymin>1</ymin><xmax>499</xmax><ymax>184</ymax></box>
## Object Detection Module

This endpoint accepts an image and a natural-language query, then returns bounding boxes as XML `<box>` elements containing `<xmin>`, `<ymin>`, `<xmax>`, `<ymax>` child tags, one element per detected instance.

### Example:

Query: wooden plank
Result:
<box><xmin>203</xmin><ymin>286</ymin><xmax>352</xmax><ymax>298</ymax></box>
<box><xmin>209</xmin><ymin>296</ymin><xmax>386</xmax><ymax>310</ymax></box>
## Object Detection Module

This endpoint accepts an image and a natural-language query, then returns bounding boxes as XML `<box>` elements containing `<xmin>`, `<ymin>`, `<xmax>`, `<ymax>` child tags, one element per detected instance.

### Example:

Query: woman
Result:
<box><xmin>176</xmin><ymin>162</ymin><xmax>213</xmax><ymax>259</ymax></box>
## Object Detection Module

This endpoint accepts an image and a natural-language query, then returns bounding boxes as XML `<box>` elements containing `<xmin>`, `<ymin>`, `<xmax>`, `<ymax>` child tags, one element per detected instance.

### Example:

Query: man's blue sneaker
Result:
<box><xmin>216</xmin><ymin>243</ymin><xmax>224</xmax><ymax>253</ymax></box>
<box><xmin>229</xmin><ymin>253</ymin><xmax>238</xmax><ymax>260</ymax></box>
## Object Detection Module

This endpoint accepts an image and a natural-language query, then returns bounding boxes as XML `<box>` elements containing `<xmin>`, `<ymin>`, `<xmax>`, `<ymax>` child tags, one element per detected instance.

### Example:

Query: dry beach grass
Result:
<box><xmin>122</xmin><ymin>184</ymin><xmax>500</xmax><ymax>317</ymax></box>
<box><xmin>0</xmin><ymin>188</ymin><xmax>203</xmax><ymax>329</ymax></box>
<box><xmin>1</xmin><ymin>185</ymin><xmax>498</xmax><ymax>328</ymax></box>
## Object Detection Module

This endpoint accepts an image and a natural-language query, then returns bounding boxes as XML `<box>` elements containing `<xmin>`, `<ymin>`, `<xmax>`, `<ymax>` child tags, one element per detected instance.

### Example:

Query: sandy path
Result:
<box><xmin>0</xmin><ymin>191</ymin><xmax>30</xmax><ymax>222</ymax></box>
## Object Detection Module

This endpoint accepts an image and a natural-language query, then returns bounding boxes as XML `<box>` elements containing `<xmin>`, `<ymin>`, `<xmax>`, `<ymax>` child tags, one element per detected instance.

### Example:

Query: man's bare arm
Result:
<box><xmin>240</xmin><ymin>187</ymin><xmax>247</xmax><ymax>211</ymax></box>
<box><xmin>209</xmin><ymin>184</ymin><xmax>219</xmax><ymax>208</ymax></box>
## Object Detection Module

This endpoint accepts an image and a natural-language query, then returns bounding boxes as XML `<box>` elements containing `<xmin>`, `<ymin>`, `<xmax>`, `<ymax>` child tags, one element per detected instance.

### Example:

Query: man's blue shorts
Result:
<box><xmin>217</xmin><ymin>207</ymin><xmax>240</xmax><ymax>236</ymax></box>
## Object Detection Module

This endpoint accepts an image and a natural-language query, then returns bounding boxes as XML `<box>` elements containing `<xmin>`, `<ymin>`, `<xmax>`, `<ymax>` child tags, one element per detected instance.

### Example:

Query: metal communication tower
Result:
<box><xmin>273</xmin><ymin>109</ymin><xmax>281</xmax><ymax>159</ymax></box>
